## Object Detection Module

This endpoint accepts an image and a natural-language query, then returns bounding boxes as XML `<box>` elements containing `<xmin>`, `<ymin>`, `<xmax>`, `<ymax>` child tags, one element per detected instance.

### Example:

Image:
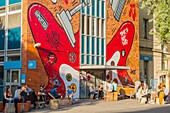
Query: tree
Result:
<box><xmin>141</xmin><ymin>0</ymin><xmax>170</xmax><ymax>46</ymax></box>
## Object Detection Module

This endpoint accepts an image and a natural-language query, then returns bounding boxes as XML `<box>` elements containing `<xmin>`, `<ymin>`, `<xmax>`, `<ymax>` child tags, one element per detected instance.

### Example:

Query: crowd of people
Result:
<box><xmin>135</xmin><ymin>80</ymin><xmax>170</xmax><ymax>104</ymax></box>
<box><xmin>89</xmin><ymin>80</ymin><xmax>118</xmax><ymax>99</ymax></box>
<box><xmin>2</xmin><ymin>84</ymin><xmax>71</xmax><ymax>113</ymax></box>
<box><xmin>2</xmin><ymin>84</ymin><xmax>75</xmax><ymax>113</ymax></box>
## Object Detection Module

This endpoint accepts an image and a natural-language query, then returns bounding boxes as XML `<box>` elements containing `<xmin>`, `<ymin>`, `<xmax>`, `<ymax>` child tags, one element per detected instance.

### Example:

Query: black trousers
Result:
<box><xmin>14</xmin><ymin>98</ymin><xmax>19</xmax><ymax>113</ymax></box>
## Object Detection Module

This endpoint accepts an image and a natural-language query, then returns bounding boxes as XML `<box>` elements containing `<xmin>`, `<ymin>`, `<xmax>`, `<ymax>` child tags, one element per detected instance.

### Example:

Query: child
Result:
<box><xmin>67</xmin><ymin>86</ymin><xmax>74</xmax><ymax>99</ymax></box>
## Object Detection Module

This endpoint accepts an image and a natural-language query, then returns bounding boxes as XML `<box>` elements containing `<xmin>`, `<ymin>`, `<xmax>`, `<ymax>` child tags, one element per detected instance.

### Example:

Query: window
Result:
<box><xmin>8</xmin><ymin>27</ymin><xmax>21</xmax><ymax>49</ymax></box>
<box><xmin>0</xmin><ymin>30</ymin><xmax>5</xmax><ymax>50</ymax></box>
<box><xmin>9</xmin><ymin>0</ymin><xmax>21</xmax><ymax>5</ymax></box>
<box><xmin>97</xmin><ymin>18</ymin><xmax>100</xmax><ymax>36</ymax></box>
<box><xmin>0</xmin><ymin>0</ymin><xmax>5</xmax><ymax>7</ymax></box>
<box><xmin>97</xmin><ymin>0</ymin><xmax>100</xmax><ymax>17</ymax></box>
<box><xmin>8</xmin><ymin>13</ymin><xmax>21</xmax><ymax>50</ymax></box>
<box><xmin>0</xmin><ymin>16</ymin><xmax>5</xmax><ymax>50</ymax></box>
<box><xmin>87</xmin><ymin>16</ymin><xmax>90</xmax><ymax>35</ymax></box>
<box><xmin>0</xmin><ymin>56</ymin><xmax>4</xmax><ymax>62</ymax></box>
<box><xmin>8</xmin><ymin>13</ymin><xmax>21</xmax><ymax>28</ymax></box>
<box><xmin>81</xmin><ymin>0</ymin><xmax>106</xmax><ymax>65</ymax></box>
<box><xmin>0</xmin><ymin>66</ymin><xmax>4</xmax><ymax>101</ymax></box>
<box><xmin>92</xmin><ymin>0</ymin><xmax>95</xmax><ymax>16</ymax></box>
<box><xmin>0</xmin><ymin>8</ymin><xmax>5</xmax><ymax>14</ymax></box>
<box><xmin>7</xmin><ymin>56</ymin><xmax>20</xmax><ymax>61</ymax></box>
<box><xmin>143</xmin><ymin>18</ymin><xmax>148</xmax><ymax>39</ymax></box>
<box><xmin>82</xmin><ymin>15</ymin><xmax>85</xmax><ymax>34</ymax></box>
<box><xmin>0</xmin><ymin>16</ymin><xmax>5</xmax><ymax>30</ymax></box>
<box><xmin>9</xmin><ymin>3</ymin><xmax>21</xmax><ymax>12</ymax></box>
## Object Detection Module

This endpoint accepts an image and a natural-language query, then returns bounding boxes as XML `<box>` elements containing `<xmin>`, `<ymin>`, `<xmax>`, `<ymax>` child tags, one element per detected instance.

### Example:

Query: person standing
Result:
<box><xmin>14</xmin><ymin>86</ymin><xmax>21</xmax><ymax>113</ymax></box>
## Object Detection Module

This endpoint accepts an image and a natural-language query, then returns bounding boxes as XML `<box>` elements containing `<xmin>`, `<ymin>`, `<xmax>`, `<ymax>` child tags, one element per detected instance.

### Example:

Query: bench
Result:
<box><xmin>5</xmin><ymin>103</ymin><xmax>15</xmax><ymax>113</ymax></box>
<box><xmin>48</xmin><ymin>93</ymin><xmax>72</xmax><ymax>110</ymax></box>
<box><xmin>107</xmin><ymin>92</ymin><xmax>118</xmax><ymax>101</ymax></box>
<box><xmin>17</xmin><ymin>101</ymin><xmax>31</xmax><ymax>113</ymax></box>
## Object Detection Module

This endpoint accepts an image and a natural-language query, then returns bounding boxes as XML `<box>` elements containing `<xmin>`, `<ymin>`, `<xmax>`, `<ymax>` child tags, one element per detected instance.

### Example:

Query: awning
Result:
<box><xmin>80</xmin><ymin>65</ymin><xmax>130</xmax><ymax>70</ymax></box>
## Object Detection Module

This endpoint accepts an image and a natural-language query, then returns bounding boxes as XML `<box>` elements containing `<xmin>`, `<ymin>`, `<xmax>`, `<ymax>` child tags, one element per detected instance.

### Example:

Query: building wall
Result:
<box><xmin>22</xmin><ymin>0</ymin><xmax>81</xmax><ymax>98</ymax></box>
<box><xmin>106</xmin><ymin>0</ymin><xmax>139</xmax><ymax>86</ymax></box>
<box><xmin>22</xmin><ymin>0</ymin><xmax>140</xmax><ymax>98</ymax></box>
<box><xmin>139</xmin><ymin>3</ymin><xmax>170</xmax><ymax>90</ymax></box>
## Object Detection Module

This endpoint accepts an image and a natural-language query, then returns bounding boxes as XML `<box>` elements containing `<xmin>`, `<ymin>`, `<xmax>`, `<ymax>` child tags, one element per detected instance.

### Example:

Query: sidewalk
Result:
<box><xmin>27</xmin><ymin>99</ymin><xmax>170</xmax><ymax>113</ymax></box>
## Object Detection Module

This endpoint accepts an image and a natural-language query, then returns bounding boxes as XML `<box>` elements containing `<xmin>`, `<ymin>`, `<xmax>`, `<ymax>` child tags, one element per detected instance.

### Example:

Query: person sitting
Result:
<box><xmin>50</xmin><ymin>86</ymin><xmax>61</xmax><ymax>99</ymax></box>
<box><xmin>107</xmin><ymin>81</ymin><xmax>113</xmax><ymax>92</ymax></box>
<box><xmin>25</xmin><ymin>84</ymin><xmax>31</xmax><ymax>99</ymax></box>
<box><xmin>19</xmin><ymin>86</ymin><xmax>27</xmax><ymax>103</ymax></box>
<box><xmin>38</xmin><ymin>86</ymin><xmax>47</xmax><ymax>102</ymax></box>
<box><xmin>3</xmin><ymin>87</ymin><xmax>13</xmax><ymax>111</ymax></box>
<box><xmin>29</xmin><ymin>88</ymin><xmax>37</xmax><ymax>109</ymax></box>
<box><xmin>112</xmin><ymin>80</ymin><xmax>118</xmax><ymax>92</ymax></box>
<box><xmin>141</xmin><ymin>84</ymin><xmax>151</xmax><ymax>103</ymax></box>
<box><xmin>162</xmin><ymin>85</ymin><xmax>169</xmax><ymax>101</ymax></box>
<box><xmin>135</xmin><ymin>84</ymin><xmax>143</xmax><ymax>100</ymax></box>
<box><xmin>14</xmin><ymin>86</ymin><xmax>21</xmax><ymax>113</ymax></box>
<box><xmin>99</xmin><ymin>83</ymin><xmax>104</xmax><ymax>99</ymax></box>
<box><xmin>89</xmin><ymin>82</ymin><xmax>98</xmax><ymax>99</ymax></box>
<box><xmin>67</xmin><ymin>86</ymin><xmax>74</xmax><ymax>99</ymax></box>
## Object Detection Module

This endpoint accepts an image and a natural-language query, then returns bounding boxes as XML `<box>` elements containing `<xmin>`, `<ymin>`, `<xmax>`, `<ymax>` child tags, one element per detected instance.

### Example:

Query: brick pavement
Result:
<box><xmin>28</xmin><ymin>99</ymin><xmax>170</xmax><ymax>113</ymax></box>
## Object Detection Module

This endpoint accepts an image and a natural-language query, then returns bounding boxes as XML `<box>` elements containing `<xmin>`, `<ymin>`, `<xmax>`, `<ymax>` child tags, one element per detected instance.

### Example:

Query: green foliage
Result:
<box><xmin>141</xmin><ymin>0</ymin><xmax>170</xmax><ymax>45</ymax></box>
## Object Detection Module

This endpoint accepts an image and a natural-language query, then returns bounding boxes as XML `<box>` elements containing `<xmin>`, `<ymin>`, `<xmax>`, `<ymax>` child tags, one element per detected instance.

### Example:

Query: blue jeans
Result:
<box><xmin>6</xmin><ymin>99</ymin><xmax>14</xmax><ymax>103</ymax></box>
<box><xmin>90</xmin><ymin>91</ymin><xmax>98</xmax><ymax>99</ymax></box>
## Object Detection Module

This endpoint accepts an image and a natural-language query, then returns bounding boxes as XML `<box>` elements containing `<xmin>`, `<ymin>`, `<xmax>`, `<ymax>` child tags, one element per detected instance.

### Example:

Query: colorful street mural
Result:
<box><xmin>22</xmin><ymin>0</ymin><xmax>139</xmax><ymax>98</ymax></box>
<box><xmin>24</xmin><ymin>0</ymin><xmax>88</xmax><ymax>98</ymax></box>
<box><xmin>106</xmin><ymin>0</ymin><xmax>139</xmax><ymax>86</ymax></box>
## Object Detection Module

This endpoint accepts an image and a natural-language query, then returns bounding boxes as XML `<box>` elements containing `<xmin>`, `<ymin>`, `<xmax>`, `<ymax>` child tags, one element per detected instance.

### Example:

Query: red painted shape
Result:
<box><xmin>129</xmin><ymin>4</ymin><xmax>136</xmax><ymax>21</ymax></box>
<box><xmin>28</xmin><ymin>3</ymin><xmax>80</xmax><ymax>97</ymax></box>
<box><xmin>106</xmin><ymin>22</ymin><xmax>135</xmax><ymax>85</ymax></box>
<box><xmin>65</xmin><ymin>0</ymin><xmax>68</xmax><ymax>4</ymax></box>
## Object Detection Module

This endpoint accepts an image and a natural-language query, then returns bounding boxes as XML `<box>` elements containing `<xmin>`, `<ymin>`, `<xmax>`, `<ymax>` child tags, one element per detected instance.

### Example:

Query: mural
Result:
<box><xmin>106</xmin><ymin>0</ymin><xmax>139</xmax><ymax>86</ymax></box>
<box><xmin>26</xmin><ymin>0</ymin><xmax>90</xmax><ymax>98</ymax></box>
<box><xmin>22</xmin><ymin>0</ymin><xmax>139</xmax><ymax>99</ymax></box>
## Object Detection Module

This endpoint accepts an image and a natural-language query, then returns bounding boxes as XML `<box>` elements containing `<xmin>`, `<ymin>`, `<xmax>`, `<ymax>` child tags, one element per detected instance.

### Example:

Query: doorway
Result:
<box><xmin>6</xmin><ymin>69</ymin><xmax>20</xmax><ymax>95</ymax></box>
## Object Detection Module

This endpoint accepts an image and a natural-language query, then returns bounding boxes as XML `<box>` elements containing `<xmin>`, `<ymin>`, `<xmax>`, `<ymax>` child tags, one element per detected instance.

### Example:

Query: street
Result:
<box><xmin>28</xmin><ymin>99</ymin><xmax>170</xmax><ymax>113</ymax></box>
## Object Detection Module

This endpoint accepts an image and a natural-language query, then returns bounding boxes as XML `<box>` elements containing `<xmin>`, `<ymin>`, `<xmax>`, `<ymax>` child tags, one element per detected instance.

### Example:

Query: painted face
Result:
<box><xmin>111</xmin><ymin>61</ymin><xmax>115</xmax><ymax>66</ymax></box>
<box><xmin>48</xmin><ymin>53</ymin><xmax>57</xmax><ymax>64</ymax></box>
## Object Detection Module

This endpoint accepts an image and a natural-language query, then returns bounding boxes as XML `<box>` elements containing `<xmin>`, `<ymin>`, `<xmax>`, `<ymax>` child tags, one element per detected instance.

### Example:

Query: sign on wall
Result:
<box><xmin>21</xmin><ymin>74</ymin><xmax>26</xmax><ymax>84</ymax></box>
<box><xmin>28</xmin><ymin>60</ymin><xmax>36</xmax><ymax>69</ymax></box>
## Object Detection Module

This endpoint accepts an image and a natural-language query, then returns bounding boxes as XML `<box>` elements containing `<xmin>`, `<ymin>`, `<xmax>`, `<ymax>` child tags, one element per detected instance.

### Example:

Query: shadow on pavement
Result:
<box><xmin>29</xmin><ymin>99</ymin><xmax>102</xmax><ymax>113</ymax></box>
<box><xmin>98</xmin><ymin>104</ymin><xmax>170</xmax><ymax>113</ymax></box>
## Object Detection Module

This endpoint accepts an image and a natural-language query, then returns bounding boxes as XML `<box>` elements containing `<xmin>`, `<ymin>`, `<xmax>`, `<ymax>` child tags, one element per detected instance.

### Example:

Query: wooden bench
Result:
<box><xmin>17</xmin><ymin>101</ymin><xmax>31</xmax><ymax>113</ymax></box>
<box><xmin>107</xmin><ymin>92</ymin><xmax>118</xmax><ymax>101</ymax></box>
<box><xmin>48</xmin><ymin>93</ymin><xmax>72</xmax><ymax>110</ymax></box>
<box><xmin>0</xmin><ymin>102</ymin><xmax>3</xmax><ymax>111</ymax></box>
<box><xmin>5</xmin><ymin>103</ymin><xmax>15</xmax><ymax>113</ymax></box>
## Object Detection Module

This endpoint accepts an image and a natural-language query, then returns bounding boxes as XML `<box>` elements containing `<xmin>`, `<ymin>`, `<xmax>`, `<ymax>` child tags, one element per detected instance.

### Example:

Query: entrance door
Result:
<box><xmin>6</xmin><ymin>69</ymin><xmax>20</xmax><ymax>95</ymax></box>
